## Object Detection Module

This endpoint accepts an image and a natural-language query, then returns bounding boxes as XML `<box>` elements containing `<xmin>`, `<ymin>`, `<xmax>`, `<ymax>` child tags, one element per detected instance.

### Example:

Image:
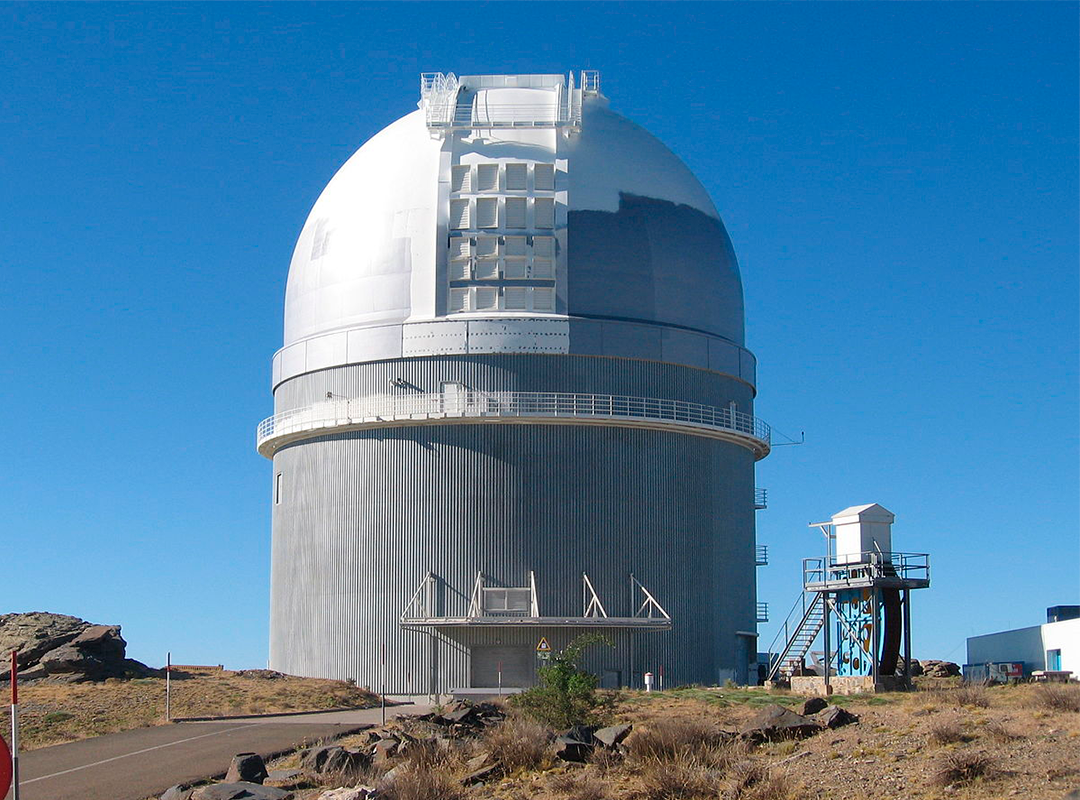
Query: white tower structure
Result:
<box><xmin>258</xmin><ymin>72</ymin><xmax>771</xmax><ymax>690</ymax></box>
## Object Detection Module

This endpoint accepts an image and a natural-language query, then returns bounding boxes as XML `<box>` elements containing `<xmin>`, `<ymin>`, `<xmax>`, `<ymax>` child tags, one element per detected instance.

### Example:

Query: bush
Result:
<box><xmin>1031</xmin><ymin>683</ymin><xmax>1080</xmax><ymax>713</ymax></box>
<box><xmin>927</xmin><ymin>717</ymin><xmax>968</xmax><ymax>745</ymax></box>
<box><xmin>549</xmin><ymin>771</ymin><xmax>609</xmax><ymax>800</ymax></box>
<box><xmin>378</xmin><ymin>763</ymin><xmax>466</xmax><ymax>800</ymax></box>
<box><xmin>511</xmin><ymin>634</ymin><xmax>611</xmax><ymax>728</ymax></box>
<box><xmin>638</xmin><ymin>752</ymin><xmax>723</xmax><ymax>800</ymax></box>
<box><xmin>932</xmin><ymin>751</ymin><xmax>996</xmax><ymax>787</ymax></box>
<box><xmin>726</xmin><ymin>761</ymin><xmax>802</xmax><ymax>800</ymax></box>
<box><xmin>952</xmin><ymin>682</ymin><xmax>990</xmax><ymax>708</ymax></box>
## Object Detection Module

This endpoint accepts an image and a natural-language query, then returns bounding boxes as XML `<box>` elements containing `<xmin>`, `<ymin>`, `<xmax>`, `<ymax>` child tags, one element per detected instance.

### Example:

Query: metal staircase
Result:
<box><xmin>765</xmin><ymin>592</ymin><xmax>825</xmax><ymax>681</ymax></box>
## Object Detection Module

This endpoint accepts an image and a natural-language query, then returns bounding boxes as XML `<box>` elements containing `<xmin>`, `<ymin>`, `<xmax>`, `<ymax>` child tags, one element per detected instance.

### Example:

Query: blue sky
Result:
<box><xmin>2</xmin><ymin>3</ymin><xmax>1076</xmax><ymax>670</ymax></box>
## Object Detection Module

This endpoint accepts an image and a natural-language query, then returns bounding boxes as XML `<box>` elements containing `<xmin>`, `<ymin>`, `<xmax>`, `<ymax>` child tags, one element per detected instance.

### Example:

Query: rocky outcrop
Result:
<box><xmin>0</xmin><ymin>612</ymin><xmax>152</xmax><ymax>682</ymax></box>
<box><xmin>919</xmin><ymin>660</ymin><xmax>961</xmax><ymax>678</ymax></box>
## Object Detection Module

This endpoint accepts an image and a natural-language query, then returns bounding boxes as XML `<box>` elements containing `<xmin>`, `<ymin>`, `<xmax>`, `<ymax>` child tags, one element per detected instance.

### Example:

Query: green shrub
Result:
<box><xmin>510</xmin><ymin>634</ymin><xmax>611</xmax><ymax>728</ymax></box>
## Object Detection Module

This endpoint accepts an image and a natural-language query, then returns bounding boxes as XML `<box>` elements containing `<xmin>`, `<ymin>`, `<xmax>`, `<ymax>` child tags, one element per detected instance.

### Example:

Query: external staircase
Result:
<box><xmin>765</xmin><ymin>592</ymin><xmax>825</xmax><ymax>681</ymax></box>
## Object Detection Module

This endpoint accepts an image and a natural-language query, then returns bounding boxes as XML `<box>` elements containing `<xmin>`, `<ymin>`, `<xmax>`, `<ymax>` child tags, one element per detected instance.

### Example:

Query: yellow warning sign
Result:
<box><xmin>536</xmin><ymin>637</ymin><xmax>551</xmax><ymax>653</ymax></box>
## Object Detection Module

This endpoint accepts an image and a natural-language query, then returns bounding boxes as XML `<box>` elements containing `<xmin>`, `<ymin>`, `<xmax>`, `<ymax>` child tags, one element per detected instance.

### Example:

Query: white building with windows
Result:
<box><xmin>966</xmin><ymin>606</ymin><xmax>1080</xmax><ymax>679</ymax></box>
<box><xmin>259</xmin><ymin>72</ymin><xmax>770</xmax><ymax>691</ymax></box>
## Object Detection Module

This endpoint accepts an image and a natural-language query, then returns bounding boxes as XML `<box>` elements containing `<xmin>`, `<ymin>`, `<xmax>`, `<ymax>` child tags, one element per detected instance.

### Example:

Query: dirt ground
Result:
<box><xmin>0</xmin><ymin>667</ymin><xmax>377</xmax><ymax>750</ymax></box>
<box><xmin>268</xmin><ymin>680</ymin><xmax>1080</xmax><ymax>800</ymax></box>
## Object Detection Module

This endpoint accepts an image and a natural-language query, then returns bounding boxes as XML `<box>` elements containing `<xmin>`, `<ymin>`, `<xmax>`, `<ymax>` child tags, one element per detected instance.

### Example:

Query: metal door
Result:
<box><xmin>470</xmin><ymin>646</ymin><xmax>535</xmax><ymax>688</ymax></box>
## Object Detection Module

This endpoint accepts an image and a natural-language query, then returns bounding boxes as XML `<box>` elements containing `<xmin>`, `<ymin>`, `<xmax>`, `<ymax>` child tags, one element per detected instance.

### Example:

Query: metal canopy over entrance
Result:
<box><xmin>400</xmin><ymin>571</ymin><xmax>672</xmax><ymax>631</ymax></box>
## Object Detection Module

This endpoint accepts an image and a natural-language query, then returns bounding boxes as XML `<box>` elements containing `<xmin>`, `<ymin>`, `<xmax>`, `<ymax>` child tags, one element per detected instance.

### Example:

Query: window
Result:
<box><xmin>504</xmin><ymin>287</ymin><xmax>528</xmax><ymax>310</ymax></box>
<box><xmin>533</xmin><ymin>287</ymin><xmax>554</xmax><ymax>311</ymax></box>
<box><xmin>449</xmin><ymin>288</ymin><xmax>470</xmax><ymax>313</ymax></box>
<box><xmin>477</xmin><ymin>163</ymin><xmax>499</xmax><ymax>192</ymax></box>
<box><xmin>275</xmin><ymin>473</ymin><xmax>283</xmax><ymax>505</ymax></box>
<box><xmin>450</xmin><ymin>199</ymin><xmax>470</xmax><ymax>230</ymax></box>
<box><xmin>476</xmin><ymin>197</ymin><xmax>498</xmax><ymax>228</ymax></box>
<box><xmin>451</xmin><ymin>165</ymin><xmax>472</xmax><ymax>193</ymax></box>
<box><xmin>534</xmin><ymin>197</ymin><xmax>555</xmax><ymax>229</ymax></box>
<box><xmin>505</xmin><ymin>163</ymin><xmax>527</xmax><ymax>190</ymax></box>
<box><xmin>505</xmin><ymin>197</ymin><xmax>527</xmax><ymax>228</ymax></box>
<box><xmin>534</xmin><ymin>163</ymin><xmax>555</xmax><ymax>191</ymax></box>
<box><xmin>1048</xmin><ymin>649</ymin><xmax>1062</xmax><ymax>671</ymax></box>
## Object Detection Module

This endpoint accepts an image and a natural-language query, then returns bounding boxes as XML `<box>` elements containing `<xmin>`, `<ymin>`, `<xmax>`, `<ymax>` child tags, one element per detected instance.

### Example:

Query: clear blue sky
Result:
<box><xmin>3</xmin><ymin>3</ymin><xmax>1077</xmax><ymax>670</ymax></box>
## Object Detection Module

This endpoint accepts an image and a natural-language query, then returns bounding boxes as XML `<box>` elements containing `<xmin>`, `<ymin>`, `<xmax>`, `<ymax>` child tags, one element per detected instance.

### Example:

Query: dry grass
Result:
<box><xmin>927</xmin><ymin>717</ymin><xmax>971</xmax><ymax>745</ymax></box>
<box><xmin>931</xmin><ymin>751</ymin><xmax>997</xmax><ymax>788</ymax></box>
<box><xmin>625</xmin><ymin>717</ymin><xmax>738</xmax><ymax>767</ymax></box>
<box><xmin>951</xmin><ymin>681</ymin><xmax>991</xmax><ymax>708</ymax></box>
<box><xmin>636</xmin><ymin>751</ymin><xmax>724</xmax><ymax>800</ymax></box>
<box><xmin>0</xmin><ymin>668</ymin><xmax>377</xmax><ymax>750</ymax></box>
<box><xmin>378</xmin><ymin>763</ymin><xmax>466</xmax><ymax>800</ymax></box>
<box><xmin>1031</xmin><ymin>683</ymin><xmax>1080</xmax><ymax>713</ymax></box>
<box><xmin>549</xmin><ymin>771</ymin><xmax>610</xmax><ymax>800</ymax></box>
<box><xmin>982</xmin><ymin>718</ymin><xmax>1021</xmax><ymax>742</ymax></box>
<box><xmin>726</xmin><ymin>761</ymin><xmax>802</xmax><ymax>800</ymax></box>
<box><xmin>483</xmin><ymin>714</ymin><xmax>553</xmax><ymax>771</ymax></box>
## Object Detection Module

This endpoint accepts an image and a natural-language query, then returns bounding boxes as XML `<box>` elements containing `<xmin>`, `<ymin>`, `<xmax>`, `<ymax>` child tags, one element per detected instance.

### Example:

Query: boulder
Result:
<box><xmin>799</xmin><ymin>697</ymin><xmax>829</xmax><ymax>716</ymax></box>
<box><xmin>265</xmin><ymin>769</ymin><xmax>302</xmax><ymax>783</ymax></box>
<box><xmin>236</xmin><ymin>669</ymin><xmax>286</xmax><ymax>680</ymax></box>
<box><xmin>371</xmin><ymin>738</ymin><xmax>398</xmax><ymax>765</ymax></box>
<box><xmin>190</xmin><ymin>783</ymin><xmax>295</xmax><ymax>800</ymax></box>
<box><xmin>300</xmin><ymin>745</ymin><xmax>367</xmax><ymax>775</ymax></box>
<box><xmin>225</xmin><ymin>753</ymin><xmax>268</xmax><ymax>784</ymax></box>
<box><xmin>740</xmin><ymin>704</ymin><xmax>822</xmax><ymax>743</ymax></box>
<box><xmin>593</xmin><ymin>723</ymin><xmax>633</xmax><ymax>748</ymax></box>
<box><xmin>555</xmin><ymin>725</ymin><xmax>597</xmax><ymax>762</ymax></box>
<box><xmin>0</xmin><ymin>613</ymin><xmax>89</xmax><ymax>676</ymax></box>
<box><xmin>462</xmin><ymin>753</ymin><xmax>502</xmax><ymax>785</ymax></box>
<box><xmin>161</xmin><ymin>784</ymin><xmax>196</xmax><ymax>800</ymax></box>
<box><xmin>813</xmin><ymin>705</ymin><xmax>859</xmax><ymax>729</ymax></box>
<box><xmin>919</xmin><ymin>660</ymin><xmax>961</xmax><ymax>678</ymax></box>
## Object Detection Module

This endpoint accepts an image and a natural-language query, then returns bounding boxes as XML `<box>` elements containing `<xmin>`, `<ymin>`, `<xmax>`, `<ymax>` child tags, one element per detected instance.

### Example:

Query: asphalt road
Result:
<box><xmin>10</xmin><ymin>705</ymin><xmax>427</xmax><ymax>800</ymax></box>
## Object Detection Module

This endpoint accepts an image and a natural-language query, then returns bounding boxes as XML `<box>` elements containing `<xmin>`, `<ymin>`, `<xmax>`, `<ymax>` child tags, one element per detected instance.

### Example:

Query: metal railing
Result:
<box><xmin>802</xmin><ymin>552</ymin><xmax>930</xmax><ymax>588</ymax></box>
<box><xmin>257</xmin><ymin>391</ymin><xmax>771</xmax><ymax>457</ymax></box>
<box><xmin>420</xmin><ymin>71</ymin><xmax>587</xmax><ymax>131</ymax></box>
<box><xmin>754</xmin><ymin>487</ymin><xmax>768</xmax><ymax>509</ymax></box>
<box><xmin>756</xmin><ymin>602</ymin><xmax>769</xmax><ymax>623</ymax></box>
<box><xmin>755</xmin><ymin>545</ymin><xmax>768</xmax><ymax>566</ymax></box>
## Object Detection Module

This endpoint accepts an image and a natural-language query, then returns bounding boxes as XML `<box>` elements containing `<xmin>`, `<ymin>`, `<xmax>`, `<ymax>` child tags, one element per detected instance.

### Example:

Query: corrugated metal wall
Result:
<box><xmin>269</xmin><ymin>355</ymin><xmax>758</xmax><ymax>691</ymax></box>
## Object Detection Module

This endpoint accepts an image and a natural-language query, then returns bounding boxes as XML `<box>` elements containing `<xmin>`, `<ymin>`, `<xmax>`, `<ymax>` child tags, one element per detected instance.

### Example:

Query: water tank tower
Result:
<box><xmin>257</xmin><ymin>72</ymin><xmax>771</xmax><ymax>691</ymax></box>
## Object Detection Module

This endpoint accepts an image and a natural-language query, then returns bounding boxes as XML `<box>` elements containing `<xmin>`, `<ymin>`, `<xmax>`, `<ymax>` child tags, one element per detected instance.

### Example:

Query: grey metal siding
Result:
<box><xmin>269</xmin><ymin>418</ymin><xmax>757</xmax><ymax>691</ymax></box>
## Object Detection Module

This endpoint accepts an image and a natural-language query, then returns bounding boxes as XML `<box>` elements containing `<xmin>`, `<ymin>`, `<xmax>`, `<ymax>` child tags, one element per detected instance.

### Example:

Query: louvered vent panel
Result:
<box><xmin>476</xmin><ymin>237</ymin><xmax>498</xmax><ymax>258</ymax></box>
<box><xmin>505</xmin><ymin>198</ymin><xmax>527</xmax><ymax>229</ymax></box>
<box><xmin>474</xmin><ymin>259</ymin><xmax>498</xmax><ymax>280</ymax></box>
<box><xmin>534</xmin><ymin>163</ymin><xmax>555</xmax><ymax>191</ymax></box>
<box><xmin>504</xmin><ymin>258</ymin><xmax>527</xmax><ymax>279</ymax></box>
<box><xmin>449</xmin><ymin>288</ymin><xmax>470</xmax><ymax>313</ymax></box>
<box><xmin>474</xmin><ymin>287</ymin><xmax>499</xmax><ymax>310</ymax></box>
<box><xmin>504</xmin><ymin>236</ymin><xmax>527</xmax><ymax>257</ymax></box>
<box><xmin>505</xmin><ymin>163</ymin><xmax>527</xmax><ymax>190</ymax></box>
<box><xmin>477</xmin><ymin>164</ymin><xmax>499</xmax><ymax>192</ymax></box>
<box><xmin>533</xmin><ymin>287</ymin><xmax>554</xmax><ymax>311</ymax></box>
<box><xmin>534</xmin><ymin>198</ymin><xmax>555</xmax><ymax>229</ymax></box>
<box><xmin>532</xmin><ymin>259</ymin><xmax>553</xmax><ymax>279</ymax></box>
<box><xmin>504</xmin><ymin>287</ymin><xmax>528</xmax><ymax>310</ymax></box>
<box><xmin>450</xmin><ymin>238</ymin><xmax>471</xmax><ymax>260</ymax></box>
<box><xmin>476</xmin><ymin>198</ymin><xmax>498</xmax><ymax>228</ymax></box>
<box><xmin>448</xmin><ymin>259</ymin><xmax>470</xmax><ymax>281</ymax></box>
<box><xmin>451</xmin><ymin>165</ymin><xmax>472</xmax><ymax>193</ymax></box>
<box><xmin>450</xmin><ymin>199</ymin><xmax>470</xmax><ymax>230</ymax></box>
<box><xmin>533</xmin><ymin>236</ymin><xmax>554</xmax><ymax>257</ymax></box>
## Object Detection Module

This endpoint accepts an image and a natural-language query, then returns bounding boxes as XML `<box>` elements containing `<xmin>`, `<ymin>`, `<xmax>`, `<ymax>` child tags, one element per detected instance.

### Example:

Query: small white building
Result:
<box><xmin>966</xmin><ymin>606</ymin><xmax>1080</xmax><ymax>679</ymax></box>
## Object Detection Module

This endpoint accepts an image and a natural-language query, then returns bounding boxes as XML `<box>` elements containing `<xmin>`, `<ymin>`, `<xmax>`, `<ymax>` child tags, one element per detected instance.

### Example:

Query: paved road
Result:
<box><xmin>11</xmin><ymin>705</ymin><xmax>428</xmax><ymax>800</ymax></box>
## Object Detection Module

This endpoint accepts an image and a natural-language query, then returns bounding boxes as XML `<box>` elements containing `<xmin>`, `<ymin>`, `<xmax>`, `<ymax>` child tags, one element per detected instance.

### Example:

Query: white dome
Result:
<box><xmin>274</xmin><ymin>74</ymin><xmax>752</xmax><ymax>389</ymax></box>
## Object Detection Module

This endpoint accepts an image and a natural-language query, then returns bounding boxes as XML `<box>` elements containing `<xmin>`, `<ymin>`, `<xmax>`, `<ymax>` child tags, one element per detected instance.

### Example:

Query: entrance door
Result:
<box><xmin>470</xmin><ymin>646</ymin><xmax>535</xmax><ymax>688</ymax></box>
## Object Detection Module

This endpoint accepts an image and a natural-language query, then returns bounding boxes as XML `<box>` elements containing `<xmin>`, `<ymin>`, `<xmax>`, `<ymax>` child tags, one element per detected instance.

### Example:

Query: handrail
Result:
<box><xmin>756</xmin><ymin>602</ymin><xmax>769</xmax><ymax>623</ymax></box>
<box><xmin>256</xmin><ymin>391</ymin><xmax>771</xmax><ymax>458</ymax></box>
<box><xmin>802</xmin><ymin>552</ymin><xmax>930</xmax><ymax>588</ymax></box>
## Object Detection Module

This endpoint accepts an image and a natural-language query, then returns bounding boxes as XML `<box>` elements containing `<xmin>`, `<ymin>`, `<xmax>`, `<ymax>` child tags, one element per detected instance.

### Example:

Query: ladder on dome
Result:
<box><xmin>765</xmin><ymin>592</ymin><xmax>825</xmax><ymax>681</ymax></box>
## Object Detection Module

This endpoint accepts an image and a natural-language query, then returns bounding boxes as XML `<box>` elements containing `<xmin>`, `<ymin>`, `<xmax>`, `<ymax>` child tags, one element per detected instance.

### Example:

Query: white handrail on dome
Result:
<box><xmin>256</xmin><ymin>391</ymin><xmax>771</xmax><ymax>459</ymax></box>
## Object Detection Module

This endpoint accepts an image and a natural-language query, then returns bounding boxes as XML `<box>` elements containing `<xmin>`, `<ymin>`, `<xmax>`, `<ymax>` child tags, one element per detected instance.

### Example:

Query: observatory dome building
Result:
<box><xmin>259</xmin><ymin>72</ymin><xmax>771</xmax><ymax>691</ymax></box>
